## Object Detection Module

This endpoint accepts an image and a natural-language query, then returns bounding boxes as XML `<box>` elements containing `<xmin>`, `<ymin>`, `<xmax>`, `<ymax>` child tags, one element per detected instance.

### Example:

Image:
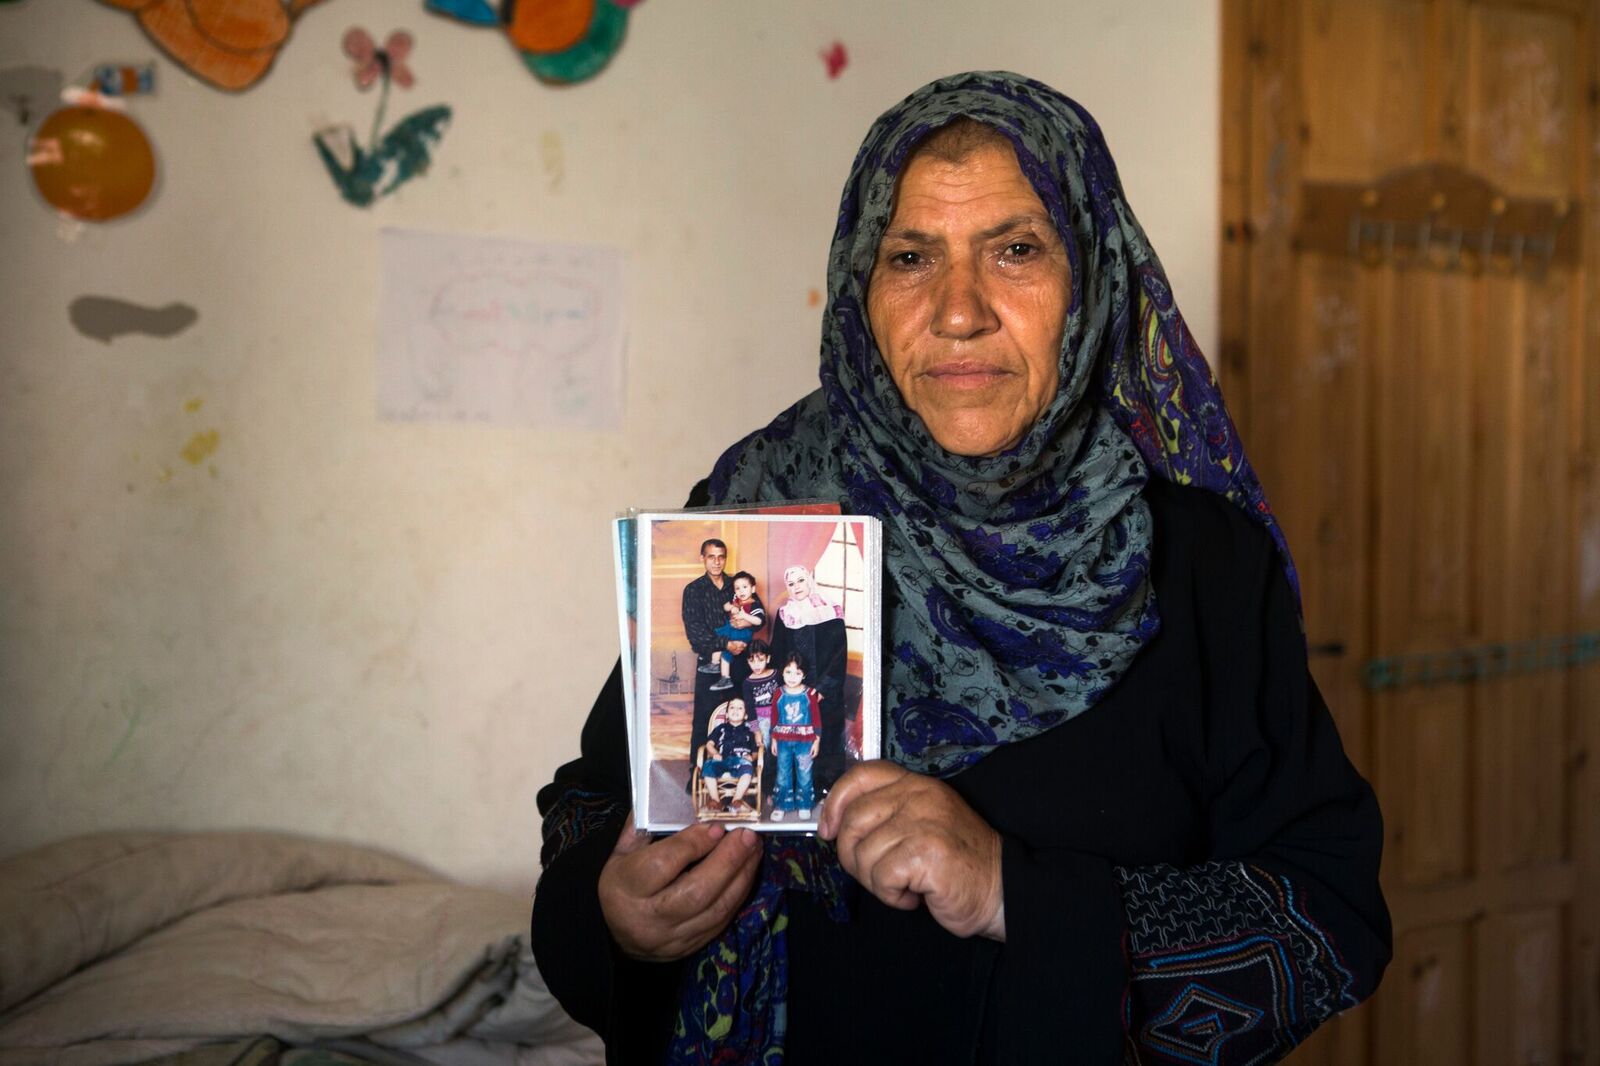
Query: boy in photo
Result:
<box><xmin>708</xmin><ymin>572</ymin><xmax>765</xmax><ymax>691</ymax></box>
<box><xmin>700</xmin><ymin>698</ymin><xmax>758</xmax><ymax>815</ymax></box>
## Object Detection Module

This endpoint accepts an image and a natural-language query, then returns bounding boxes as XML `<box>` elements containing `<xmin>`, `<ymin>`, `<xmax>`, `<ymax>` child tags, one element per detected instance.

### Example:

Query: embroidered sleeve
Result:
<box><xmin>1107</xmin><ymin>513</ymin><xmax>1388</xmax><ymax>1063</ymax></box>
<box><xmin>1114</xmin><ymin>861</ymin><xmax>1362</xmax><ymax>1063</ymax></box>
<box><xmin>540</xmin><ymin>786</ymin><xmax>627</xmax><ymax>868</ymax></box>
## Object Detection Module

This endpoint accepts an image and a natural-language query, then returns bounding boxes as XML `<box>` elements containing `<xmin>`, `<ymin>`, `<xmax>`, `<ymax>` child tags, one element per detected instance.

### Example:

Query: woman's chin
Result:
<box><xmin>926</xmin><ymin>420</ymin><xmax>1026</xmax><ymax>458</ymax></box>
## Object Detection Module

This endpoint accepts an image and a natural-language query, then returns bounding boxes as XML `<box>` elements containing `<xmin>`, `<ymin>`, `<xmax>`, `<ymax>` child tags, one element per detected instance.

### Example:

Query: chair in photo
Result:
<box><xmin>692</xmin><ymin>701</ymin><xmax>763</xmax><ymax>821</ymax></box>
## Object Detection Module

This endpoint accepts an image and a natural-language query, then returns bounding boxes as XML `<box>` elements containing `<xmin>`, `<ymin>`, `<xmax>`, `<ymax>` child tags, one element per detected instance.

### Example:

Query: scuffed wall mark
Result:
<box><xmin>807</xmin><ymin>288</ymin><xmax>821</xmax><ymax>308</ymax></box>
<box><xmin>1256</xmin><ymin>74</ymin><xmax>1289</xmax><ymax>238</ymax></box>
<box><xmin>70</xmin><ymin>296</ymin><xmax>199</xmax><ymax>343</ymax></box>
<box><xmin>360</xmin><ymin>620</ymin><xmax>429</xmax><ymax>725</ymax></box>
<box><xmin>1483</xmin><ymin>37</ymin><xmax>1562</xmax><ymax>180</ymax></box>
<box><xmin>180</xmin><ymin>429</ymin><xmax>219</xmax><ymax>466</ymax></box>
<box><xmin>540</xmin><ymin>130</ymin><xmax>564</xmax><ymax>192</ymax></box>
<box><xmin>1581</xmin><ymin>522</ymin><xmax>1600</xmax><ymax>609</ymax></box>
<box><xmin>1309</xmin><ymin>292</ymin><xmax>1359</xmax><ymax>384</ymax></box>
<box><xmin>1416</xmin><ymin>957</ymin><xmax>1442</xmax><ymax>1012</ymax></box>
<box><xmin>184</xmin><ymin>396</ymin><xmax>203</xmax><ymax>413</ymax></box>
<box><xmin>0</xmin><ymin>66</ymin><xmax>63</xmax><ymax>126</ymax></box>
<box><xmin>102</xmin><ymin>684</ymin><xmax>149</xmax><ymax>768</ymax></box>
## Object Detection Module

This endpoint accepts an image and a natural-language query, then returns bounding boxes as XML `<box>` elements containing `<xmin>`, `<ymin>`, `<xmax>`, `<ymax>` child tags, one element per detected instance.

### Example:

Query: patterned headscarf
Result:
<box><xmin>670</xmin><ymin>71</ymin><xmax>1295</xmax><ymax>1064</ymax></box>
<box><xmin>709</xmin><ymin>71</ymin><xmax>1293</xmax><ymax>776</ymax></box>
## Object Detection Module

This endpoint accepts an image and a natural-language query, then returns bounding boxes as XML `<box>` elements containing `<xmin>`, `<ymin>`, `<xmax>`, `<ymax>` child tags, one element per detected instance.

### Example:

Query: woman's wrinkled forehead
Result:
<box><xmin>845</xmin><ymin>72</ymin><xmax>1091</xmax><ymax>280</ymax></box>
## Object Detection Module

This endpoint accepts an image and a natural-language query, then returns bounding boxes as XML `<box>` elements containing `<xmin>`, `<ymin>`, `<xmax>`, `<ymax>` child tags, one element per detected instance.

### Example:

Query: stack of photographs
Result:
<box><xmin>612</xmin><ymin>505</ymin><xmax>883</xmax><ymax>834</ymax></box>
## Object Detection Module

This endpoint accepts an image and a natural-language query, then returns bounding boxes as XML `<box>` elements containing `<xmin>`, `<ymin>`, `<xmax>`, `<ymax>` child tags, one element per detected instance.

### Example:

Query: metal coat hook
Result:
<box><xmin>1296</xmin><ymin>166</ymin><xmax>1581</xmax><ymax>277</ymax></box>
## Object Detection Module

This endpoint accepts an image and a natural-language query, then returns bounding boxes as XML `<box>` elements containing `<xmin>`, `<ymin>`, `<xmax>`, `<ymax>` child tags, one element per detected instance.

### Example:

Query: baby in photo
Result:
<box><xmin>707</xmin><ymin>571</ymin><xmax>765</xmax><ymax>691</ymax></box>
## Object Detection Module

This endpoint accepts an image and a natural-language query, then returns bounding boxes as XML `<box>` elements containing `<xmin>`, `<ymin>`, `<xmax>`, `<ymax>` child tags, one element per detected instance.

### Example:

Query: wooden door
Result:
<box><xmin>1221</xmin><ymin>2</ymin><xmax>1600</xmax><ymax>1063</ymax></box>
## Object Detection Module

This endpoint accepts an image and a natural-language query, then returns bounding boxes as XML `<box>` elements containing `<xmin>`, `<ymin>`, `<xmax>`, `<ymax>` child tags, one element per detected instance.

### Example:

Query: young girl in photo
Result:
<box><xmin>769</xmin><ymin>652</ymin><xmax>821</xmax><ymax>821</ymax></box>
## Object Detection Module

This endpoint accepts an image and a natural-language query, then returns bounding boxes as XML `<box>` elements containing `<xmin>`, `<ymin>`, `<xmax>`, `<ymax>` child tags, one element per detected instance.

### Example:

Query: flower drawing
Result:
<box><xmin>313</xmin><ymin>26</ymin><xmax>451</xmax><ymax>208</ymax></box>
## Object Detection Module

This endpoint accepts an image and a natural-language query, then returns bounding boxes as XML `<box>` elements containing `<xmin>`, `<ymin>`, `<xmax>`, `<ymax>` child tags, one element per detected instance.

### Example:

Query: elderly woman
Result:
<box><xmin>532</xmin><ymin>72</ymin><xmax>1389</xmax><ymax>1064</ymax></box>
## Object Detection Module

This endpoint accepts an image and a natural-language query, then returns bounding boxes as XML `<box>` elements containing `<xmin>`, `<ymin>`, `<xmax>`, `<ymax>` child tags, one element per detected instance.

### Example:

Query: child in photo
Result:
<box><xmin>708</xmin><ymin>571</ymin><xmax>766</xmax><ymax>691</ymax></box>
<box><xmin>739</xmin><ymin>638</ymin><xmax>780</xmax><ymax>750</ymax></box>
<box><xmin>769</xmin><ymin>652</ymin><xmax>821</xmax><ymax>822</ymax></box>
<box><xmin>700</xmin><ymin>698</ymin><xmax>759</xmax><ymax>815</ymax></box>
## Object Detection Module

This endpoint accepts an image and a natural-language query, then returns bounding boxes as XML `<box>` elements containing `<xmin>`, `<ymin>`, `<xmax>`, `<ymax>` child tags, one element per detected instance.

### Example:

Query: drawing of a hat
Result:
<box><xmin>97</xmin><ymin>0</ymin><xmax>330</xmax><ymax>92</ymax></box>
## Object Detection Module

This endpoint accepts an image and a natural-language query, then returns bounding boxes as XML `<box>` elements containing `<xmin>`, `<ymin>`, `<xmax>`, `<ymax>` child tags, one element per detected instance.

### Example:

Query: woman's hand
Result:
<box><xmin>817</xmin><ymin>761</ymin><xmax>1005</xmax><ymax>941</ymax></box>
<box><xmin>598</xmin><ymin>817</ymin><xmax>762</xmax><ymax>962</ymax></box>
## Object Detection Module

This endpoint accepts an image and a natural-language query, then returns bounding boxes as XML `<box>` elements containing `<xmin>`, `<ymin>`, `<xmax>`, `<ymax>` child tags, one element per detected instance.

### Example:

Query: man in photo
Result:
<box><xmin>680</xmin><ymin>538</ymin><xmax>749</xmax><ymax>784</ymax></box>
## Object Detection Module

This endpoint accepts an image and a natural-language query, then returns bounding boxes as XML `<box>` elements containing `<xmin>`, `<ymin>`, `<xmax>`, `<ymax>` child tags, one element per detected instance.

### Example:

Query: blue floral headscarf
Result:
<box><xmin>671</xmin><ymin>70</ymin><xmax>1295</xmax><ymax>1063</ymax></box>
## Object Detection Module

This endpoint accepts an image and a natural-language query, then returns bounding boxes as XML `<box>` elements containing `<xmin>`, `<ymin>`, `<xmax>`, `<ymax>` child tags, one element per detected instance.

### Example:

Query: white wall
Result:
<box><xmin>0</xmin><ymin>0</ymin><xmax>1218</xmax><ymax>892</ymax></box>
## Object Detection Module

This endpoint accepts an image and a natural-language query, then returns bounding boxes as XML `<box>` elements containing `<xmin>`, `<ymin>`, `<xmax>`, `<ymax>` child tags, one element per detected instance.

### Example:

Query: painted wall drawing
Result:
<box><xmin>424</xmin><ymin>0</ymin><xmax>644</xmax><ymax>85</ymax></box>
<box><xmin>94</xmin><ymin>0</ymin><xmax>330</xmax><ymax>92</ymax></box>
<box><xmin>313</xmin><ymin>28</ymin><xmax>451</xmax><ymax>208</ymax></box>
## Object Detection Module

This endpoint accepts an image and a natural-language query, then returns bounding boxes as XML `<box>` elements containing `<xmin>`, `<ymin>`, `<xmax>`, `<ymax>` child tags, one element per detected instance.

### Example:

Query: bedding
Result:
<box><xmin>0</xmin><ymin>832</ymin><xmax>601</xmax><ymax>1066</ymax></box>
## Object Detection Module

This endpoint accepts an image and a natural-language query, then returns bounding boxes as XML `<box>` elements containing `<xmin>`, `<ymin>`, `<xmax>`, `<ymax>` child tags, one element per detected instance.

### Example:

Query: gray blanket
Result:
<box><xmin>0</xmin><ymin>832</ymin><xmax>600</xmax><ymax>1066</ymax></box>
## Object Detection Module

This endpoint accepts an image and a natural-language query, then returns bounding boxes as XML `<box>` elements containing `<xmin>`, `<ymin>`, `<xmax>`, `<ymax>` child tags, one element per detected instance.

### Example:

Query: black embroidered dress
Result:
<box><xmin>532</xmin><ymin>478</ymin><xmax>1391</xmax><ymax>1064</ymax></box>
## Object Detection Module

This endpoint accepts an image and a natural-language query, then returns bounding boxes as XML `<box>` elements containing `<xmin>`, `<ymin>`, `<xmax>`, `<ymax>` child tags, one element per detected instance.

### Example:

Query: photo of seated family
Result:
<box><xmin>629</xmin><ymin>513</ymin><xmax>881</xmax><ymax>833</ymax></box>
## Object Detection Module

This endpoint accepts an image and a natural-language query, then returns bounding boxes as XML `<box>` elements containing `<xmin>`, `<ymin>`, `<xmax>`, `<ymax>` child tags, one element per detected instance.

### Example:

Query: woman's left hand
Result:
<box><xmin>817</xmin><ymin>760</ymin><xmax>1005</xmax><ymax>941</ymax></box>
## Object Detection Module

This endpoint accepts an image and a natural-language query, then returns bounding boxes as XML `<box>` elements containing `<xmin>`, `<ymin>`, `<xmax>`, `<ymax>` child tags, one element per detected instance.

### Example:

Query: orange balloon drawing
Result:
<box><xmin>29</xmin><ymin>106</ymin><xmax>157</xmax><ymax>222</ymax></box>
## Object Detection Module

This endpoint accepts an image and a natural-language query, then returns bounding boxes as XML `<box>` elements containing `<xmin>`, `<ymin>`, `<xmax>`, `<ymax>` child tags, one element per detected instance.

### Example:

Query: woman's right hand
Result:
<box><xmin>598</xmin><ymin>817</ymin><xmax>762</xmax><ymax>962</ymax></box>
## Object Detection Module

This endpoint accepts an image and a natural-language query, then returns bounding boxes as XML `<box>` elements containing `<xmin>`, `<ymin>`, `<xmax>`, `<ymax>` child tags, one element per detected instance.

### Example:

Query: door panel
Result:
<box><xmin>1222</xmin><ymin>2</ymin><xmax>1600</xmax><ymax>1062</ymax></box>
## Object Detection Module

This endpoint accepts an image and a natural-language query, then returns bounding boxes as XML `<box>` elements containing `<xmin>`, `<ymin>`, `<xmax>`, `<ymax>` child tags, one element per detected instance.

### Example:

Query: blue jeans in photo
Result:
<box><xmin>773</xmin><ymin>740</ymin><xmax>814</xmax><ymax>811</ymax></box>
<box><xmin>702</xmin><ymin>756</ymin><xmax>753</xmax><ymax>782</ymax></box>
<box><xmin>707</xmin><ymin>623</ymin><xmax>756</xmax><ymax>673</ymax></box>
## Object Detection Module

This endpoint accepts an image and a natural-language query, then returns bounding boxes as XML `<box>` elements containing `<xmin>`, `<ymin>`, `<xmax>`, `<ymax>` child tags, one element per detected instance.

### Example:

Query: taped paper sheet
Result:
<box><xmin>377</xmin><ymin>228</ymin><xmax>625</xmax><ymax>429</ymax></box>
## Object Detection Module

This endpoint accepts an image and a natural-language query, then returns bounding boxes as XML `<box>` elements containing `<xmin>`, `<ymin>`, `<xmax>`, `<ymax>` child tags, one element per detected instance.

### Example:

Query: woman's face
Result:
<box><xmin>866</xmin><ymin>140</ymin><xmax>1070</xmax><ymax>457</ymax></box>
<box><xmin>785</xmin><ymin>570</ymin><xmax>811</xmax><ymax>600</ymax></box>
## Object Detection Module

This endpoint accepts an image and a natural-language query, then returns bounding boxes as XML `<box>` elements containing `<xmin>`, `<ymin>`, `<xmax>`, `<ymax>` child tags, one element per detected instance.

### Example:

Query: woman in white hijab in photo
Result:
<box><xmin>770</xmin><ymin>565</ymin><xmax>850</xmax><ymax>794</ymax></box>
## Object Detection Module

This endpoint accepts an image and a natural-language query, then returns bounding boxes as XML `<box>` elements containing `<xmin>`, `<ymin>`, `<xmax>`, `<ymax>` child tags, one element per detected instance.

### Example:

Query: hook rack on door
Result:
<box><xmin>1294</xmin><ymin>164</ymin><xmax>1581</xmax><ymax>277</ymax></box>
<box><xmin>1363</xmin><ymin>632</ymin><xmax>1600</xmax><ymax>691</ymax></box>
